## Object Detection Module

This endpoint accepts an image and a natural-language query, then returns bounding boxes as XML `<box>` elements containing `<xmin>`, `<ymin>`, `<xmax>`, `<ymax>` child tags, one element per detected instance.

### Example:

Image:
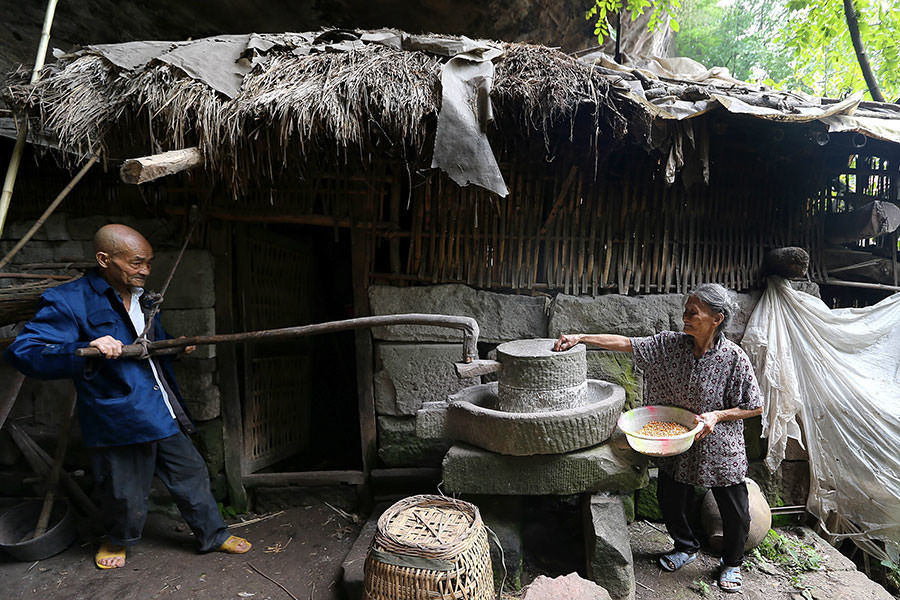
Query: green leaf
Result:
<box><xmin>670</xmin><ymin>18</ymin><xmax>680</xmax><ymax>32</ymax></box>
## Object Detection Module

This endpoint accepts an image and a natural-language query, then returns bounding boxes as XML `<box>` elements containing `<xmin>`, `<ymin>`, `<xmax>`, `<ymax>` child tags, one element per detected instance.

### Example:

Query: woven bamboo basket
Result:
<box><xmin>364</xmin><ymin>494</ymin><xmax>494</xmax><ymax>600</ymax></box>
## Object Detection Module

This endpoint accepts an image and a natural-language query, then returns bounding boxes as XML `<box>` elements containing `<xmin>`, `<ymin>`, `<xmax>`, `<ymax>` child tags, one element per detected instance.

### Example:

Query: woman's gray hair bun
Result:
<box><xmin>687</xmin><ymin>283</ymin><xmax>736</xmax><ymax>338</ymax></box>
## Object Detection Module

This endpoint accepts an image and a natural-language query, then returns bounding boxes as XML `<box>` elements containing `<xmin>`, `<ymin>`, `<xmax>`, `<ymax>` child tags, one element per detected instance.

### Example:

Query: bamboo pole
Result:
<box><xmin>0</xmin><ymin>153</ymin><xmax>100</xmax><ymax>271</ymax></box>
<box><xmin>0</xmin><ymin>0</ymin><xmax>60</xmax><ymax>237</ymax></box>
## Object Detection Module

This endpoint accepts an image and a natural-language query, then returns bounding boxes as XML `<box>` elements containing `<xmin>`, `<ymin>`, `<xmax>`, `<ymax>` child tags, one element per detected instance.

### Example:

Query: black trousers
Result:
<box><xmin>89</xmin><ymin>431</ymin><xmax>230</xmax><ymax>552</ymax></box>
<box><xmin>657</xmin><ymin>469</ymin><xmax>750</xmax><ymax>567</ymax></box>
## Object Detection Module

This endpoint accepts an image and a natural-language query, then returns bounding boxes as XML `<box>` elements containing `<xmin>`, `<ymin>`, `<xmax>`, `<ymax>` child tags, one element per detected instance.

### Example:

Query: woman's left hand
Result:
<box><xmin>694</xmin><ymin>411</ymin><xmax>720</xmax><ymax>440</ymax></box>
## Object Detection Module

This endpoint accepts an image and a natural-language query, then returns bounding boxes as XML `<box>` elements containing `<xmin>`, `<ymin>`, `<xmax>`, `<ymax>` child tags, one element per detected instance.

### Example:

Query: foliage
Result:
<box><xmin>673</xmin><ymin>0</ymin><xmax>793</xmax><ymax>83</ymax></box>
<box><xmin>774</xmin><ymin>0</ymin><xmax>900</xmax><ymax>100</ymax></box>
<box><xmin>752</xmin><ymin>529</ymin><xmax>823</xmax><ymax>574</ymax></box>
<box><xmin>691</xmin><ymin>579</ymin><xmax>713</xmax><ymax>597</ymax></box>
<box><xmin>585</xmin><ymin>0</ymin><xmax>681</xmax><ymax>43</ymax></box>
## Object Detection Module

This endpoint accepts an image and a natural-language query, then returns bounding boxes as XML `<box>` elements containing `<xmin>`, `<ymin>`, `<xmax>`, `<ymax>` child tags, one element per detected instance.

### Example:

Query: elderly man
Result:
<box><xmin>4</xmin><ymin>224</ymin><xmax>250</xmax><ymax>569</ymax></box>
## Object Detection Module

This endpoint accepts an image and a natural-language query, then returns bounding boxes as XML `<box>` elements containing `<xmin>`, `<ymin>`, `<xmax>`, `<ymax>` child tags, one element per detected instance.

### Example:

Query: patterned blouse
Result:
<box><xmin>630</xmin><ymin>331</ymin><xmax>763</xmax><ymax>487</ymax></box>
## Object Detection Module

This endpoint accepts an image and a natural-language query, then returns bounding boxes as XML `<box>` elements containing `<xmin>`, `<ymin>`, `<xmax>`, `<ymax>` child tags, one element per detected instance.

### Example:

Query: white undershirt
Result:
<box><xmin>127</xmin><ymin>288</ymin><xmax>176</xmax><ymax>420</ymax></box>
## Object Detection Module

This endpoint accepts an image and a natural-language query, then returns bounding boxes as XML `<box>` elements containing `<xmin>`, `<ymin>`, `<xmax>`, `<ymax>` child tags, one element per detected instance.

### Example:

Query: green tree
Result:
<box><xmin>673</xmin><ymin>0</ymin><xmax>793</xmax><ymax>83</ymax></box>
<box><xmin>586</xmin><ymin>0</ymin><xmax>681</xmax><ymax>42</ymax></box>
<box><xmin>774</xmin><ymin>0</ymin><xmax>900</xmax><ymax>100</ymax></box>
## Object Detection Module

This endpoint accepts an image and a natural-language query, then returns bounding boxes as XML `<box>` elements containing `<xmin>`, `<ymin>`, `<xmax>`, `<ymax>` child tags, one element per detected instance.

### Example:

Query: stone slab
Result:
<box><xmin>0</xmin><ymin>214</ymin><xmax>69</xmax><ymax>241</ymax></box>
<box><xmin>160</xmin><ymin>308</ymin><xmax>215</xmax><ymax>359</ymax></box>
<box><xmin>442</xmin><ymin>434</ymin><xmax>648</xmax><ymax>495</ymax></box>
<box><xmin>66</xmin><ymin>215</ymin><xmax>113</xmax><ymax>241</ymax></box>
<box><xmin>523</xmin><ymin>573</ymin><xmax>611</xmax><ymax>600</ymax></box>
<box><xmin>584</xmin><ymin>494</ymin><xmax>634</xmax><ymax>600</ymax></box>
<box><xmin>53</xmin><ymin>240</ymin><xmax>94</xmax><ymax>262</ymax></box>
<box><xmin>373</xmin><ymin>343</ymin><xmax>479</xmax><ymax>416</ymax></box>
<box><xmin>341</xmin><ymin>503</ymin><xmax>387</xmax><ymax>600</ymax></box>
<box><xmin>377</xmin><ymin>416</ymin><xmax>452</xmax><ymax>468</ymax></box>
<box><xmin>369</xmin><ymin>284</ymin><xmax>548</xmax><ymax>343</ymax></box>
<box><xmin>475</xmin><ymin>496</ymin><xmax>524</xmax><ymax>591</ymax></box>
<box><xmin>415</xmin><ymin>401</ymin><xmax>448</xmax><ymax>438</ymax></box>
<box><xmin>146</xmin><ymin>249</ymin><xmax>215</xmax><ymax>309</ymax></box>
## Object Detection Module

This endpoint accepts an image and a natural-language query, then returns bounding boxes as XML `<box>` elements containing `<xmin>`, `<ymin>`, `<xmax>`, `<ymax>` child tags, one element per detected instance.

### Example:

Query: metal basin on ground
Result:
<box><xmin>445</xmin><ymin>380</ymin><xmax>625</xmax><ymax>456</ymax></box>
<box><xmin>0</xmin><ymin>499</ymin><xmax>77</xmax><ymax>561</ymax></box>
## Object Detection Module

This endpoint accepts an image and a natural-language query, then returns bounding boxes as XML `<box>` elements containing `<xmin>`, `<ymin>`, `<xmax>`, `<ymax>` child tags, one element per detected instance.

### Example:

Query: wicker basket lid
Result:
<box><xmin>374</xmin><ymin>495</ymin><xmax>483</xmax><ymax>560</ymax></box>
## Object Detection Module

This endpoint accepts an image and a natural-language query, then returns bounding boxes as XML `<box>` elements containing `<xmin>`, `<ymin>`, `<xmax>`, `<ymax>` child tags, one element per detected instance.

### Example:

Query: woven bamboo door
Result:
<box><xmin>237</xmin><ymin>226</ymin><xmax>314</xmax><ymax>473</ymax></box>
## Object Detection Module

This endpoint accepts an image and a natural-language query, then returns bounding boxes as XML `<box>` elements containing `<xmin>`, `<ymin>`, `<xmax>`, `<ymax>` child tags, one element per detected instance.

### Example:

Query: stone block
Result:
<box><xmin>341</xmin><ymin>504</ymin><xmax>386</xmax><ymax>600</ymax></box>
<box><xmin>584</xmin><ymin>494</ymin><xmax>634</xmax><ymax>600</ymax></box>
<box><xmin>551</xmin><ymin>290</ymin><xmax>764</xmax><ymax>344</ymax></box>
<box><xmin>66</xmin><ymin>215</ymin><xmax>113</xmax><ymax>240</ymax></box>
<box><xmin>377</xmin><ymin>416</ymin><xmax>452</xmax><ymax>468</ymax></box>
<box><xmin>1</xmin><ymin>240</ymin><xmax>55</xmax><ymax>264</ymax></box>
<box><xmin>191</xmin><ymin>417</ymin><xmax>225</xmax><ymax>473</ymax></box>
<box><xmin>173</xmin><ymin>364</ymin><xmax>220</xmax><ymax>421</ymax></box>
<box><xmin>160</xmin><ymin>308</ymin><xmax>215</xmax><ymax>359</ymax></box>
<box><xmin>116</xmin><ymin>217</ymin><xmax>179</xmax><ymax>247</ymax></box>
<box><xmin>523</xmin><ymin>573</ymin><xmax>611</xmax><ymax>600</ymax></box>
<box><xmin>369</xmin><ymin>284</ymin><xmax>548</xmax><ymax>343</ymax></box>
<box><xmin>549</xmin><ymin>293</ymin><xmax>684</xmax><ymax>339</ymax></box>
<box><xmin>0</xmin><ymin>214</ymin><xmax>68</xmax><ymax>241</ymax></box>
<box><xmin>146</xmin><ymin>249</ymin><xmax>215</xmax><ymax>309</ymax></box>
<box><xmin>442</xmin><ymin>434</ymin><xmax>648</xmax><ymax>496</ymax></box>
<box><xmin>477</xmin><ymin>496</ymin><xmax>524</xmax><ymax>591</ymax></box>
<box><xmin>374</xmin><ymin>343</ymin><xmax>479</xmax><ymax>416</ymax></box>
<box><xmin>415</xmin><ymin>401</ymin><xmax>448</xmax><ymax>438</ymax></box>
<box><xmin>779</xmin><ymin>460</ymin><xmax>810</xmax><ymax>506</ymax></box>
<box><xmin>53</xmin><ymin>240</ymin><xmax>94</xmax><ymax>262</ymax></box>
<box><xmin>635</xmin><ymin>468</ymin><xmax>662</xmax><ymax>521</ymax></box>
<box><xmin>586</xmin><ymin>350</ymin><xmax>643</xmax><ymax>411</ymax></box>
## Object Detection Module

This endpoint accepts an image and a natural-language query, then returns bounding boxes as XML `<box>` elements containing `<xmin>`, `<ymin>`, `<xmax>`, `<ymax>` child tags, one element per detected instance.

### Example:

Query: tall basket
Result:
<box><xmin>364</xmin><ymin>494</ymin><xmax>494</xmax><ymax>600</ymax></box>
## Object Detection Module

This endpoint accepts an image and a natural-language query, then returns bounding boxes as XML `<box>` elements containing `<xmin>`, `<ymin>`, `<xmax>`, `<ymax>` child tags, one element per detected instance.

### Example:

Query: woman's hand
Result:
<box><xmin>694</xmin><ymin>411</ymin><xmax>720</xmax><ymax>440</ymax></box>
<box><xmin>553</xmin><ymin>334</ymin><xmax>582</xmax><ymax>352</ymax></box>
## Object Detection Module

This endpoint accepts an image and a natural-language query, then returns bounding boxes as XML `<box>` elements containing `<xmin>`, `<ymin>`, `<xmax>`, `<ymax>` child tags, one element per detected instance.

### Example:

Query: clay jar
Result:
<box><xmin>701</xmin><ymin>477</ymin><xmax>772</xmax><ymax>551</ymax></box>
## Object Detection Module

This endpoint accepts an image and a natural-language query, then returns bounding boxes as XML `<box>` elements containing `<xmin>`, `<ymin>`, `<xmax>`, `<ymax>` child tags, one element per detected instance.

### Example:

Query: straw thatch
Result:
<box><xmin>3</xmin><ymin>33</ymin><xmax>644</xmax><ymax>195</ymax></box>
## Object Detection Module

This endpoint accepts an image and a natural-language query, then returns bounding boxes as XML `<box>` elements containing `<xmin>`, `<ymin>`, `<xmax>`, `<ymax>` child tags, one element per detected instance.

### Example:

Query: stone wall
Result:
<box><xmin>0</xmin><ymin>214</ymin><xmax>225</xmax><ymax>498</ymax></box>
<box><xmin>368</xmin><ymin>282</ymin><xmax>815</xmax><ymax>507</ymax></box>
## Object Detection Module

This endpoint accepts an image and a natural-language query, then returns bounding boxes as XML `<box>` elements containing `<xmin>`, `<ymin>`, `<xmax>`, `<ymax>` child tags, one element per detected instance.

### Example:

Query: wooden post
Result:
<box><xmin>352</xmin><ymin>197</ymin><xmax>377</xmax><ymax>492</ymax></box>
<box><xmin>119</xmin><ymin>147</ymin><xmax>204</xmax><ymax>184</ymax></box>
<box><xmin>209</xmin><ymin>221</ymin><xmax>248</xmax><ymax>511</ymax></box>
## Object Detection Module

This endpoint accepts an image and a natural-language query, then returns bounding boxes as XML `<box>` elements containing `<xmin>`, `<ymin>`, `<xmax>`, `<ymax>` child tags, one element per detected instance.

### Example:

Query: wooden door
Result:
<box><xmin>237</xmin><ymin>226</ymin><xmax>314</xmax><ymax>473</ymax></box>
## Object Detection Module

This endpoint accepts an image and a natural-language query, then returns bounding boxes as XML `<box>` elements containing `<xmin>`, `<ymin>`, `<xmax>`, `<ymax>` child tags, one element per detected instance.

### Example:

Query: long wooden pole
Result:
<box><xmin>32</xmin><ymin>387</ymin><xmax>77</xmax><ymax>539</ymax></box>
<box><xmin>74</xmin><ymin>313</ymin><xmax>481</xmax><ymax>361</ymax></box>
<box><xmin>0</xmin><ymin>0</ymin><xmax>60</xmax><ymax>237</ymax></box>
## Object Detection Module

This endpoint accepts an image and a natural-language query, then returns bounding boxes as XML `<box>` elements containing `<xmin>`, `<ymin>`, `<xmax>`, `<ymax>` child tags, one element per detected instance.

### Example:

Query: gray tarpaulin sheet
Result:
<box><xmin>430</xmin><ymin>41</ymin><xmax>508</xmax><ymax>197</ymax></box>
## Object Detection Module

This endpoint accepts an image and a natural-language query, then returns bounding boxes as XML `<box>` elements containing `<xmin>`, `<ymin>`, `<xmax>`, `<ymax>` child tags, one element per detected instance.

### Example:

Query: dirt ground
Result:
<box><xmin>0</xmin><ymin>503</ymin><xmax>361</xmax><ymax>600</ymax></box>
<box><xmin>2</xmin><ymin>498</ymin><xmax>896</xmax><ymax>600</ymax></box>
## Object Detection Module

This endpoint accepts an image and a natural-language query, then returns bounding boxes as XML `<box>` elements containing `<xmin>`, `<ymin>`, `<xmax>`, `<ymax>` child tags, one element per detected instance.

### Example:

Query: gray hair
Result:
<box><xmin>686</xmin><ymin>283</ymin><xmax>736</xmax><ymax>338</ymax></box>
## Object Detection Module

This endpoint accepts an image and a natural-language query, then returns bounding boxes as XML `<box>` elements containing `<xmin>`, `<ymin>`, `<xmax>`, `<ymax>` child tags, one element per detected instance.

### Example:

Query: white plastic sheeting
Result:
<box><xmin>742</xmin><ymin>277</ymin><xmax>900</xmax><ymax>559</ymax></box>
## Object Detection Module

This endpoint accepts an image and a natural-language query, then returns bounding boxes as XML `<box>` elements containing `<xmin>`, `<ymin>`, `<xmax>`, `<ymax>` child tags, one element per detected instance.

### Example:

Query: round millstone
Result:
<box><xmin>496</xmin><ymin>338</ymin><xmax>586</xmax><ymax>412</ymax></box>
<box><xmin>446</xmin><ymin>380</ymin><xmax>626</xmax><ymax>456</ymax></box>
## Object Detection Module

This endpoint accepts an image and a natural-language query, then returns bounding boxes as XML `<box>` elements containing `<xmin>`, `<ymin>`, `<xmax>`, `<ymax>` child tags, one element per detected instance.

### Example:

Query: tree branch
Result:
<box><xmin>843</xmin><ymin>0</ymin><xmax>885</xmax><ymax>102</ymax></box>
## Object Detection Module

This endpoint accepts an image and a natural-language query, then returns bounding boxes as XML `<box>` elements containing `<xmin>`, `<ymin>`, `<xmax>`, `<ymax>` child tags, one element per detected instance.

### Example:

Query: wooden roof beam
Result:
<box><xmin>120</xmin><ymin>147</ymin><xmax>203</xmax><ymax>184</ymax></box>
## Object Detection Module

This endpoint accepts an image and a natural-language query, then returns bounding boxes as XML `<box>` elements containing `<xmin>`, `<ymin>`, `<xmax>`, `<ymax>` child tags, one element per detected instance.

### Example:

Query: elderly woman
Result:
<box><xmin>554</xmin><ymin>283</ymin><xmax>763</xmax><ymax>593</ymax></box>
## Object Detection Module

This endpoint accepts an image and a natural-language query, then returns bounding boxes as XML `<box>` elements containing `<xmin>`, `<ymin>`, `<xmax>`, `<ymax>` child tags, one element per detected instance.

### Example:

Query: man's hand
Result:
<box><xmin>694</xmin><ymin>411</ymin><xmax>720</xmax><ymax>440</ymax></box>
<box><xmin>89</xmin><ymin>335</ymin><xmax>124</xmax><ymax>359</ymax></box>
<box><xmin>177</xmin><ymin>336</ymin><xmax>196</xmax><ymax>355</ymax></box>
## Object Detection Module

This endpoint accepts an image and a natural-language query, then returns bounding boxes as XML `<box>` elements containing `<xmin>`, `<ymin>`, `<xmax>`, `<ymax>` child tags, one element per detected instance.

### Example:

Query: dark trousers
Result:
<box><xmin>89</xmin><ymin>431</ymin><xmax>229</xmax><ymax>552</ymax></box>
<box><xmin>657</xmin><ymin>470</ymin><xmax>750</xmax><ymax>567</ymax></box>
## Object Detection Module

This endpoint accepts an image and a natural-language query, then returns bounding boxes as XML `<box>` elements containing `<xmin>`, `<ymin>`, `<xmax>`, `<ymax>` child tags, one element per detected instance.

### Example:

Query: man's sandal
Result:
<box><xmin>217</xmin><ymin>535</ymin><xmax>251</xmax><ymax>554</ymax></box>
<box><xmin>95</xmin><ymin>542</ymin><xmax>126</xmax><ymax>569</ymax></box>
<box><xmin>658</xmin><ymin>550</ymin><xmax>697</xmax><ymax>572</ymax></box>
<box><xmin>719</xmin><ymin>565</ymin><xmax>743</xmax><ymax>593</ymax></box>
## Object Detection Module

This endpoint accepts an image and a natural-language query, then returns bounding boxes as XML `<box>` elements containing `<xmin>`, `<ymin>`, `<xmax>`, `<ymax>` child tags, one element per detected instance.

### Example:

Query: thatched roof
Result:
<box><xmin>5</xmin><ymin>28</ymin><xmax>900</xmax><ymax>195</ymax></box>
<box><xmin>3</xmin><ymin>30</ymin><xmax>643</xmax><ymax>194</ymax></box>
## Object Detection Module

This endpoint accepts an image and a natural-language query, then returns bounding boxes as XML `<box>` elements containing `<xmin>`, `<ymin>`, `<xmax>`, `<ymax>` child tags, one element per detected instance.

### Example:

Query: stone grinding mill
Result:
<box><xmin>415</xmin><ymin>337</ymin><xmax>648</xmax><ymax>600</ymax></box>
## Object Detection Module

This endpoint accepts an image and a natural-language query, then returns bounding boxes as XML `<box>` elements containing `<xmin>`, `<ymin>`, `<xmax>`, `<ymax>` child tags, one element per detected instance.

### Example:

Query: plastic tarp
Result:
<box><xmin>742</xmin><ymin>277</ymin><xmax>900</xmax><ymax>559</ymax></box>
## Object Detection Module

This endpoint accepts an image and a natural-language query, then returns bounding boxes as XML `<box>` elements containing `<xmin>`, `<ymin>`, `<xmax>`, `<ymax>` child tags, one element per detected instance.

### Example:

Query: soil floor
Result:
<box><xmin>1</xmin><ymin>500</ymin><xmax>896</xmax><ymax>600</ymax></box>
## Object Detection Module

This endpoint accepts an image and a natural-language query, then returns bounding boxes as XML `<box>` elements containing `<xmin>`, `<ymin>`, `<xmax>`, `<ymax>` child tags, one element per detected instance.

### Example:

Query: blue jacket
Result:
<box><xmin>3</xmin><ymin>269</ymin><xmax>186</xmax><ymax>447</ymax></box>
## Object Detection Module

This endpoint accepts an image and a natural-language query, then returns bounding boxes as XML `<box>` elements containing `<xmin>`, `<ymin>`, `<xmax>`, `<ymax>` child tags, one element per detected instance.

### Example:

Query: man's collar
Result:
<box><xmin>86</xmin><ymin>268</ymin><xmax>113</xmax><ymax>295</ymax></box>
